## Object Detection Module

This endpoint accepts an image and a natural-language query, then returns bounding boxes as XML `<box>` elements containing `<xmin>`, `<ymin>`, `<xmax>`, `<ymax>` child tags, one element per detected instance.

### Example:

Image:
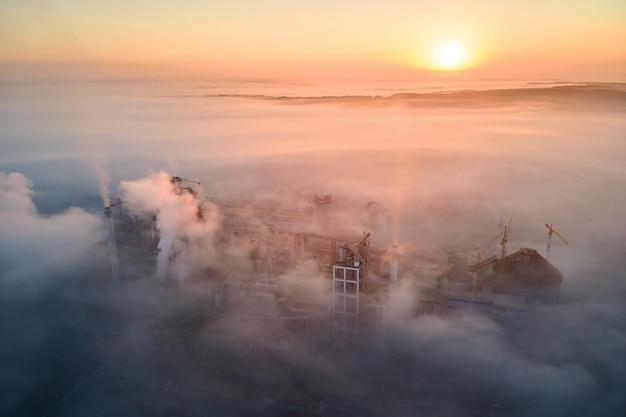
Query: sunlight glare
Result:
<box><xmin>436</xmin><ymin>43</ymin><xmax>465</xmax><ymax>70</ymax></box>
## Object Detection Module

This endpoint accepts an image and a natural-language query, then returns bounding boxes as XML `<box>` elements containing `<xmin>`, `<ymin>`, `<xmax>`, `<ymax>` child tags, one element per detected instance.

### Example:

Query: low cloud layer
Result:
<box><xmin>0</xmin><ymin>171</ymin><xmax>105</xmax><ymax>286</ymax></box>
<box><xmin>0</xmin><ymin>79</ymin><xmax>624</xmax><ymax>416</ymax></box>
<box><xmin>201</xmin><ymin>83</ymin><xmax>626</xmax><ymax>112</ymax></box>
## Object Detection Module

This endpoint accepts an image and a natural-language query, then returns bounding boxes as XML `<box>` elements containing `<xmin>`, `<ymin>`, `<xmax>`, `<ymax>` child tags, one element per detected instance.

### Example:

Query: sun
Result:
<box><xmin>412</xmin><ymin>37</ymin><xmax>477</xmax><ymax>72</ymax></box>
<box><xmin>435</xmin><ymin>43</ymin><xmax>465</xmax><ymax>70</ymax></box>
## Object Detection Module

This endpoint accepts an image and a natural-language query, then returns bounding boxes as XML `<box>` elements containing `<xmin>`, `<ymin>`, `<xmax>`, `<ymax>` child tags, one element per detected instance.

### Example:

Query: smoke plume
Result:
<box><xmin>92</xmin><ymin>154</ymin><xmax>111</xmax><ymax>208</ymax></box>
<box><xmin>120</xmin><ymin>171</ymin><xmax>221</xmax><ymax>281</ymax></box>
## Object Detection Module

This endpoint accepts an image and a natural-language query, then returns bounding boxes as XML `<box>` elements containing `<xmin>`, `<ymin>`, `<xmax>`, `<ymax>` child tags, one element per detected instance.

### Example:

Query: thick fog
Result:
<box><xmin>0</xmin><ymin>171</ymin><xmax>105</xmax><ymax>286</ymax></box>
<box><xmin>0</xmin><ymin>78</ymin><xmax>624</xmax><ymax>416</ymax></box>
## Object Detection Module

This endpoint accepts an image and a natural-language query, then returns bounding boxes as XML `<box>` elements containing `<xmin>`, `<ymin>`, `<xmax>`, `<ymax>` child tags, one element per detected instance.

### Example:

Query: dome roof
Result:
<box><xmin>496</xmin><ymin>248</ymin><xmax>563</xmax><ymax>286</ymax></box>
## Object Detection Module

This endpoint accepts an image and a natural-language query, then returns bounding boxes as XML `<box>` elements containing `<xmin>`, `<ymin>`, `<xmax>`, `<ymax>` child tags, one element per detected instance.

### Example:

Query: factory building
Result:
<box><xmin>103</xmin><ymin>175</ymin><xmax>565</xmax><ymax>327</ymax></box>
<box><xmin>493</xmin><ymin>248</ymin><xmax>563</xmax><ymax>304</ymax></box>
<box><xmin>25</xmin><ymin>177</ymin><xmax>563</xmax><ymax>416</ymax></box>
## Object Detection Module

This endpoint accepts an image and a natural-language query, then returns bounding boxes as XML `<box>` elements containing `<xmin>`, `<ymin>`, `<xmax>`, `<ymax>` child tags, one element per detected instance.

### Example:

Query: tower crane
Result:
<box><xmin>486</xmin><ymin>230</ymin><xmax>504</xmax><ymax>252</ymax></box>
<box><xmin>471</xmin><ymin>227</ymin><xmax>504</xmax><ymax>264</ymax></box>
<box><xmin>500</xmin><ymin>216</ymin><xmax>513</xmax><ymax>258</ymax></box>
<box><xmin>467</xmin><ymin>227</ymin><xmax>505</xmax><ymax>290</ymax></box>
<box><xmin>171</xmin><ymin>176</ymin><xmax>201</xmax><ymax>197</ymax></box>
<box><xmin>170</xmin><ymin>176</ymin><xmax>204</xmax><ymax>220</ymax></box>
<box><xmin>545</xmin><ymin>223</ymin><xmax>568</xmax><ymax>260</ymax></box>
<box><xmin>106</xmin><ymin>197</ymin><xmax>125</xmax><ymax>220</ymax></box>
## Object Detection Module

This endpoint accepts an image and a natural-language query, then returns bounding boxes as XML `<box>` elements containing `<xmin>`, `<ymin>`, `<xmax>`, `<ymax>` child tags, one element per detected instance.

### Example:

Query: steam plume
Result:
<box><xmin>92</xmin><ymin>155</ymin><xmax>111</xmax><ymax>207</ymax></box>
<box><xmin>120</xmin><ymin>171</ymin><xmax>220</xmax><ymax>280</ymax></box>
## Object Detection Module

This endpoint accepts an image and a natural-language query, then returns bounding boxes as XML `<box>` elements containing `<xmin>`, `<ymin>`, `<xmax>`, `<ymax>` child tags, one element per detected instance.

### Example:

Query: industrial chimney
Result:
<box><xmin>313</xmin><ymin>194</ymin><xmax>332</xmax><ymax>230</ymax></box>
<box><xmin>390</xmin><ymin>245</ymin><xmax>399</xmax><ymax>288</ymax></box>
<box><xmin>104</xmin><ymin>206</ymin><xmax>120</xmax><ymax>283</ymax></box>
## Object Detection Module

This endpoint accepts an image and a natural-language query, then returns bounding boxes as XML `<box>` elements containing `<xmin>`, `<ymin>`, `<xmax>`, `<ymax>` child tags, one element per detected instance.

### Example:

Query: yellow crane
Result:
<box><xmin>545</xmin><ymin>223</ymin><xmax>568</xmax><ymax>260</ymax></box>
<box><xmin>471</xmin><ymin>230</ymin><xmax>503</xmax><ymax>264</ymax></box>
<box><xmin>500</xmin><ymin>216</ymin><xmax>513</xmax><ymax>258</ymax></box>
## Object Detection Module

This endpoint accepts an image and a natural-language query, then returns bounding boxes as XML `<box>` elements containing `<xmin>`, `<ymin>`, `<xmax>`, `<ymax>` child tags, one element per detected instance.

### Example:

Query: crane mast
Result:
<box><xmin>500</xmin><ymin>216</ymin><xmax>513</xmax><ymax>258</ymax></box>
<box><xmin>545</xmin><ymin>223</ymin><xmax>568</xmax><ymax>260</ymax></box>
<box><xmin>472</xmin><ymin>229</ymin><xmax>502</xmax><ymax>264</ymax></box>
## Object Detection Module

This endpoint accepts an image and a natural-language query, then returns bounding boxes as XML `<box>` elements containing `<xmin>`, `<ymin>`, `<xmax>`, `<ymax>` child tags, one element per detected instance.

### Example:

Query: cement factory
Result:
<box><xmin>13</xmin><ymin>174</ymin><xmax>569</xmax><ymax>416</ymax></box>
<box><xmin>104</xmin><ymin>175</ymin><xmax>565</xmax><ymax>318</ymax></box>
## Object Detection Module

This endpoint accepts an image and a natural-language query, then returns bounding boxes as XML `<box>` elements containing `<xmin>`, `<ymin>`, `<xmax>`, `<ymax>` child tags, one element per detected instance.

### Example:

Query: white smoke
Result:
<box><xmin>120</xmin><ymin>171</ymin><xmax>220</xmax><ymax>281</ymax></box>
<box><xmin>91</xmin><ymin>154</ymin><xmax>111</xmax><ymax>207</ymax></box>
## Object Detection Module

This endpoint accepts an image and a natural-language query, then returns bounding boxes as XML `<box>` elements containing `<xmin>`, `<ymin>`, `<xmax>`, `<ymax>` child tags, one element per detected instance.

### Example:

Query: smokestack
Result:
<box><xmin>338</xmin><ymin>244</ymin><xmax>348</xmax><ymax>263</ymax></box>
<box><xmin>313</xmin><ymin>194</ymin><xmax>332</xmax><ymax>230</ymax></box>
<box><xmin>390</xmin><ymin>245</ymin><xmax>398</xmax><ymax>288</ymax></box>
<box><xmin>104</xmin><ymin>206</ymin><xmax>120</xmax><ymax>283</ymax></box>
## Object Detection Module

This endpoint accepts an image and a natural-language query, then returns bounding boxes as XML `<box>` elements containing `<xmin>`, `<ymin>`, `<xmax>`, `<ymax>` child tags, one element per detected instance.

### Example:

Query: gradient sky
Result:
<box><xmin>1</xmin><ymin>0</ymin><xmax>625</xmax><ymax>80</ymax></box>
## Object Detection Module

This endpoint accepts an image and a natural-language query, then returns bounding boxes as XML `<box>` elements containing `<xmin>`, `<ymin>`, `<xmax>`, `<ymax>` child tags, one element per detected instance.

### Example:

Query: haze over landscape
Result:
<box><xmin>1</xmin><ymin>1</ymin><xmax>625</xmax><ymax>416</ymax></box>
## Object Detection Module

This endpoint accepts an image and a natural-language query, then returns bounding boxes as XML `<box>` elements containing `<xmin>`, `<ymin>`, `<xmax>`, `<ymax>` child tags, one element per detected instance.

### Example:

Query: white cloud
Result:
<box><xmin>0</xmin><ymin>171</ymin><xmax>105</xmax><ymax>283</ymax></box>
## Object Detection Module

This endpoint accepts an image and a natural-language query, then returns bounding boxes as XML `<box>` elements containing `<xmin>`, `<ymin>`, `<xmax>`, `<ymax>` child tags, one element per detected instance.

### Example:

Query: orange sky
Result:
<box><xmin>1</xmin><ymin>1</ymin><xmax>624</xmax><ymax>81</ymax></box>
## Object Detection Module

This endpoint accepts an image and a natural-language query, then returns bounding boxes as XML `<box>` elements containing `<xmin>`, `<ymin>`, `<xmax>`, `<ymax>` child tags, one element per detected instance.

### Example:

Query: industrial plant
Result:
<box><xmin>104</xmin><ymin>174</ymin><xmax>566</xmax><ymax>313</ymax></box>
<box><xmin>10</xmin><ymin>173</ymin><xmax>570</xmax><ymax>416</ymax></box>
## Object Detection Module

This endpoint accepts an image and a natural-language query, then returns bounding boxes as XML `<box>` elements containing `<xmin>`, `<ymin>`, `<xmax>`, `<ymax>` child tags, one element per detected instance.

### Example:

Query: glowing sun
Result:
<box><xmin>434</xmin><ymin>43</ymin><xmax>466</xmax><ymax>70</ymax></box>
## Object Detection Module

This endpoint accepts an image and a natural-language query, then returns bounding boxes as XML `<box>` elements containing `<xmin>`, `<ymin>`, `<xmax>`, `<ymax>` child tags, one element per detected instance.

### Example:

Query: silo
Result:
<box><xmin>389</xmin><ymin>246</ymin><xmax>398</xmax><ymax>287</ymax></box>
<box><xmin>494</xmin><ymin>248</ymin><xmax>563</xmax><ymax>304</ymax></box>
<box><xmin>338</xmin><ymin>244</ymin><xmax>348</xmax><ymax>264</ymax></box>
